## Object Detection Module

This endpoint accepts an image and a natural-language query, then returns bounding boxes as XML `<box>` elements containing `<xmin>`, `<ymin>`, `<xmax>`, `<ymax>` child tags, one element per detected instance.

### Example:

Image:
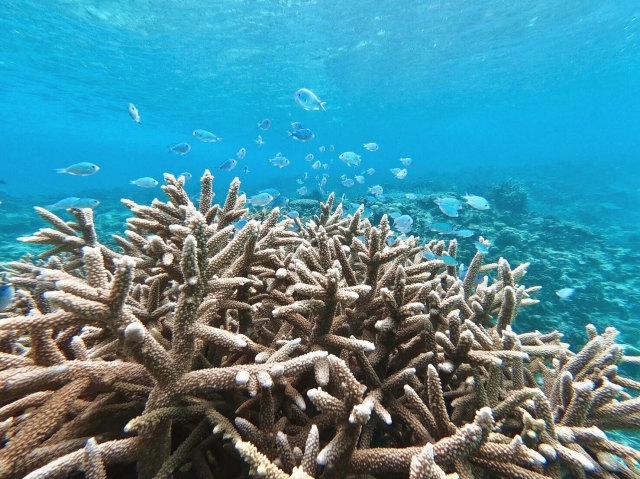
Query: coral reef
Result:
<box><xmin>1</xmin><ymin>171</ymin><xmax>640</xmax><ymax>479</ymax></box>
<box><xmin>489</xmin><ymin>180</ymin><xmax>529</xmax><ymax>214</ymax></box>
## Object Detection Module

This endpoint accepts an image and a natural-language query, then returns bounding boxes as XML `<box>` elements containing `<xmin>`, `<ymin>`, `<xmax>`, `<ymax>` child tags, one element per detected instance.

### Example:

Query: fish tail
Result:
<box><xmin>320</xmin><ymin>102</ymin><xmax>327</xmax><ymax>111</ymax></box>
<box><xmin>55</xmin><ymin>168</ymin><xmax>66</xmax><ymax>173</ymax></box>
<box><xmin>286</xmin><ymin>131</ymin><xmax>293</xmax><ymax>137</ymax></box>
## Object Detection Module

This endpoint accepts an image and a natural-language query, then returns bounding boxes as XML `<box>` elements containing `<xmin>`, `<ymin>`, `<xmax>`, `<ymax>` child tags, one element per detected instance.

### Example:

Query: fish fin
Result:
<box><xmin>55</xmin><ymin>169</ymin><xmax>66</xmax><ymax>173</ymax></box>
<box><xmin>129</xmin><ymin>181</ymin><xmax>137</xmax><ymax>184</ymax></box>
<box><xmin>286</xmin><ymin>131</ymin><xmax>293</xmax><ymax>137</ymax></box>
<box><xmin>320</xmin><ymin>102</ymin><xmax>327</xmax><ymax>111</ymax></box>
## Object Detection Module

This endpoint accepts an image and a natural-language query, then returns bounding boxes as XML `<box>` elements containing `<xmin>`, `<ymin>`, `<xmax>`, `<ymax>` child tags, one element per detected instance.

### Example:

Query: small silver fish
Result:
<box><xmin>393</xmin><ymin>168</ymin><xmax>407</xmax><ymax>179</ymax></box>
<box><xmin>217</xmin><ymin>159</ymin><xmax>238</xmax><ymax>171</ymax></box>
<box><xmin>399</xmin><ymin>157</ymin><xmax>413</xmax><ymax>167</ymax></box>
<box><xmin>130</xmin><ymin>177</ymin><xmax>158</xmax><ymax>188</ymax></box>
<box><xmin>236</xmin><ymin>148</ymin><xmax>246</xmax><ymax>159</ymax></box>
<box><xmin>294</xmin><ymin>88</ymin><xmax>326</xmax><ymax>111</ymax></box>
<box><xmin>269</xmin><ymin>156</ymin><xmax>290</xmax><ymax>168</ymax></box>
<box><xmin>342</xmin><ymin>178</ymin><xmax>355</xmax><ymax>187</ymax></box>
<box><xmin>369</xmin><ymin>185</ymin><xmax>383</xmax><ymax>195</ymax></box>
<box><xmin>260</xmin><ymin>188</ymin><xmax>280</xmax><ymax>198</ymax></box>
<box><xmin>128</xmin><ymin>103</ymin><xmax>141</xmax><ymax>124</ymax></box>
<box><xmin>454</xmin><ymin>229</ymin><xmax>474</xmax><ymax>238</ymax></box>
<box><xmin>168</xmin><ymin>142</ymin><xmax>191</xmax><ymax>154</ymax></box>
<box><xmin>434</xmin><ymin>197</ymin><xmax>463</xmax><ymax>210</ymax></box>
<box><xmin>393</xmin><ymin>215</ymin><xmax>414</xmax><ymax>229</ymax></box>
<box><xmin>46</xmin><ymin>197</ymin><xmax>81</xmax><ymax>209</ymax></box>
<box><xmin>355</xmin><ymin>175</ymin><xmax>365</xmax><ymax>184</ymax></box>
<box><xmin>256</xmin><ymin>135</ymin><xmax>264</xmax><ymax>146</ymax></box>
<box><xmin>73</xmin><ymin>198</ymin><xmax>100</xmax><ymax>208</ymax></box>
<box><xmin>405</xmin><ymin>193</ymin><xmax>417</xmax><ymax>200</ymax></box>
<box><xmin>319</xmin><ymin>146</ymin><xmax>326</xmax><ymax>153</ymax></box>
<box><xmin>464</xmin><ymin>194</ymin><xmax>490</xmax><ymax>210</ymax></box>
<box><xmin>339</xmin><ymin>152</ymin><xmax>361</xmax><ymax>167</ymax></box>
<box><xmin>192</xmin><ymin>130</ymin><xmax>222</xmax><ymax>143</ymax></box>
<box><xmin>297</xmin><ymin>186</ymin><xmax>308</xmax><ymax>195</ymax></box>
<box><xmin>329</xmin><ymin>145</ymin><xmax>334</xmax><ymax>152</ymax></box>
<box><xmin>556</xmin><ymin>288</ymin><xmax>576</xmax><ymax>299</ymax></box>
<box><xmin>305</xmin><ymin>153</ymin><xmax>314</xmax><ymax>161</ymax></box>
<box><xmin>257</xmin><ymin>119</ymin><xmax>271</xmax><ymax>130</ymax></box>
<box><xmin>312</xmin><ymin>160</ymin><xmax>321</xmax><ymax>170</ymax></box>
<box><xmin>363</xmin><ymin>142</ymin><xmax>379</xmax><ymax>152</ymax></box>
<box><xmin>179</xmin><ymin>172</ymin><xmax>193</xmax><ymax>181</ymax></box>
<box><xmin>247</xmin><ymin>193</ymin><xmax>274</xmax><ymax>206</ymax></box>
<box><xmin>55</xmin><ymin>162</ymin><xmax>100</xmax><ymax>176</ymax></box>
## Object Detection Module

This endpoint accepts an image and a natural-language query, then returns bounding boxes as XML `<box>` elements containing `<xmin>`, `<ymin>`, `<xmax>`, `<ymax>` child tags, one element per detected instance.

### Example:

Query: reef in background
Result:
<box><xmin>1</xmin><ymin>172</ymin><xmax>640</xmax><ymax>479</ymax></box>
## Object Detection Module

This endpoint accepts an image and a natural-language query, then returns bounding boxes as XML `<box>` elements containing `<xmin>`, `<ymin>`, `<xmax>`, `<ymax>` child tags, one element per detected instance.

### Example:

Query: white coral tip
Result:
<box><xmin>124</xmin><ymin>322</ymin><xmax>146</xmax><ymax>343</ymax></box>
<box><xmin>235</xmin><ymin>370</ymin><xmax>250</xmax><ymax>385</ymax></box>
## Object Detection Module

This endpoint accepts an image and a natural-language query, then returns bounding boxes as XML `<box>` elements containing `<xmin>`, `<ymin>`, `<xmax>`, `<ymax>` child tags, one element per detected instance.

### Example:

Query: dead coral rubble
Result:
<box><xmin>1</xmin><ymin>171</ymin><xmax>639</xmax><ymax>479</ymax></box>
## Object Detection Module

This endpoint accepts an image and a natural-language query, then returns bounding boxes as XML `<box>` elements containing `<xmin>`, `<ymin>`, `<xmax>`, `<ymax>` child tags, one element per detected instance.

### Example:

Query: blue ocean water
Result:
<box><xmin>1</xmin><ymin>1</ymin><xmax>640</xmax><ymax>345</ymax></box>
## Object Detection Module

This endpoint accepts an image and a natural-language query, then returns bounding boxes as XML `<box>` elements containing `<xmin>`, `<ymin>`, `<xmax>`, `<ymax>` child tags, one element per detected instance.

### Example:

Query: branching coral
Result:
<box><xmin>1</xmin><ymin>171</ymin><xmax>639</xmax><ymax>479</ymax></box>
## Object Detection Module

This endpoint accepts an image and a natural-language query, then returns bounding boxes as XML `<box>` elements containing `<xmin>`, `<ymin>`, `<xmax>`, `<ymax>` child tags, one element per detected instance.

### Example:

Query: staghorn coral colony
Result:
<box><xmin>1</xmin><ymin>172</ymin><xmax>639</xmax><ymax>479</ymax></box>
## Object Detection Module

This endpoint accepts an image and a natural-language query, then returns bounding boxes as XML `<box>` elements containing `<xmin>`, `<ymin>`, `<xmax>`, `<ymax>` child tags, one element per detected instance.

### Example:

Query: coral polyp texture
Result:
<box><xmin>1</xmin><ymin>171</ymin><xmax>639</xmax><ymax>479</ymax></box>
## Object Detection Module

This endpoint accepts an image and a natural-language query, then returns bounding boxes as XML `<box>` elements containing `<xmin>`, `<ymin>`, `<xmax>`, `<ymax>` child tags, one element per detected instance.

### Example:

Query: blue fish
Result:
<box><xmin>73</xmin><ymin>198</ymin><xmax>100</xmax><ymax>208</ymax></box>
<box><xmin>46</xmin><ymin>197</ymin><xmax>81</xmax><ymax>210</ymax></box>
<box><xmin>272</xmin><ymin>196</ymin><xmax>290</xmax><ymax>208</ymax></box>
<box><xmin>287</xmin><ymin>210</ymin><xmax>300</xmax><ymax>218</ymax></box>
<box><xmin>0</xmin><ymin>283</ymin><xmax>14</xmax><ymax>311</ymax></box>
<box><xmin>131</xmin><ymin>177</ymin><xmax>159</xmax><ymax>188</ymax></box>
<box><xmin>454</xmin><ymin>229</ymin><xmax>475</xmax><ymax>238</ymax></box>
<box><xmin>168</xmin><ymin>142</ymin><xmax>191</xmax><ymax>154</ymax></box>
<box><xmin>422</xmin><ymin>251</ymin><xmax>437</xmax><ymax>260</ymax></box>
<box><xmin>428</xmin><ymin>222</ymin><xmax>454</xmax><ymax>234</ymax></box>
<box><xmin>55</xmin><ymin>162</ymin><xmax>100</xmax><ymax>176</ymax></box>
<box><xmin>457</xmin><ymin>263</ymin><xmax>467</xmax><ymax>280</ymax></box>
<box><xmin>260</xmin><ymin>188</ymin><xmax>281</xmax><ymax>198</ymax></box>
<box><xmin>438</xmin><ymin>202</ymin><xmax>459</xmax><ymax>218</ymax></box>
<box><xmin>288</xmin><ymin>123</ymin><xmax>315</xmax><ymax>141</ymax></box>
<box><xmin>438</xmin><ymin>255</ymin><xmax>458</xmax><ymax>266</ymax></box>
<box><xmin>217</xmin><ymin>159</ymin><xmax>238</xmax><ymax>171</ymax></box>
<box><xmin>474</xmin><ymin>242</ymin><xmax>490</xmax><ymax>254</ymax></box>
<box><xmin>233</xmin><ymin>219</ymin><xmax>248</xmax><ymax>231</ymax></box>
<box><xmin>257</xmin><ymin>119</ymin><xmax>271</xmax><ymax>130</ymax></box>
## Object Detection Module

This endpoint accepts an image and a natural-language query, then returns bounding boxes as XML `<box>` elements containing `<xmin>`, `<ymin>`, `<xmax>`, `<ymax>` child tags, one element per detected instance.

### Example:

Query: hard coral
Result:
<box><xmin>0</xmin><ymin>171</ymin><xmax>639</xmax><ymax>479</ymax></box>
<box><xmin>490</xmin><ymin>179</ymin><xmax>529</xmax><ymax>214</ymax></box>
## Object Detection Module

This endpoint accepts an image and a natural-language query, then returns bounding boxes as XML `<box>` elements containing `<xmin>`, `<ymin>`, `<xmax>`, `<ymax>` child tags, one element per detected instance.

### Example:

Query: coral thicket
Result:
<box><xmin>1</xmin><ymin>171</ymin><xmax>639</xmax><ymax>479</ymax></box>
